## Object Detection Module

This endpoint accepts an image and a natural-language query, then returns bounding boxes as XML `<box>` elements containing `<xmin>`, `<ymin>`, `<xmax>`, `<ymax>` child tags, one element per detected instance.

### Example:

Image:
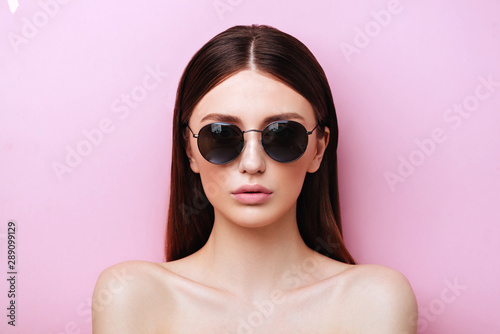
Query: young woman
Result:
<box><xmin>93</xmin><ymin>24</ymin><xmax>418</xmax><ymax>333</ymax></box>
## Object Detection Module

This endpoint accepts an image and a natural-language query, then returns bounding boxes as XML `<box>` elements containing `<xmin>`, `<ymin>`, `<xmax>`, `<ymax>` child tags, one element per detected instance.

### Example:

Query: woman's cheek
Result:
<box><xmin>199</xmin><ymin>165</ymin><xmax>233</xmax><ymax>201</ymax></box>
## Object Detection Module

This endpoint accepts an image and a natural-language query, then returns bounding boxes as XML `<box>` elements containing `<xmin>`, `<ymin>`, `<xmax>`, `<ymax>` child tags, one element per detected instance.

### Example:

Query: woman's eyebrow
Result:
<box><xmin>200</xmin><ymin>113</ymin><xmax>240</xmax><ymax>123</ymax></box>
<box><xmin>200</xmin><ymin>112</ymin><xmax>305</xmax><ymax>124</ymax></box>
<box><xmin>263</xmin><ymin>112</ymin><xmax>305</xmax><ymax>123</ymax></box>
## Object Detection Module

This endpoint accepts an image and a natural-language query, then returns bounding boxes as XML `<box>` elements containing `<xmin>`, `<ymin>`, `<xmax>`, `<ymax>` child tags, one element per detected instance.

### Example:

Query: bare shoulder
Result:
<box><xmin>337</xmin><ymin>264</ymin><xmax>418</xmax><ymax>333</ymax></box>
<box><xmin>343</xmin><ymin>263</ymin><xmax>415</xmax><ymax>289</ymax></box>
<box><xmin>92</xmin><ymin>260</ymin><xmax>173</xmax><ymax>334</ymax></box>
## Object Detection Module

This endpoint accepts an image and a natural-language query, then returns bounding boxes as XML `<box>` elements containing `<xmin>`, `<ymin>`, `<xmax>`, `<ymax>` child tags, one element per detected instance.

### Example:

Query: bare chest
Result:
<box><xmin>157</xmin><ymin>279</ymin><xmax>353</xmax><ymax>334</ymax></box>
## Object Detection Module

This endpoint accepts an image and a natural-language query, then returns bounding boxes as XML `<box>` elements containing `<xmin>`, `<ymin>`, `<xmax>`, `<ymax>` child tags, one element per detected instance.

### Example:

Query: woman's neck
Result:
<box><xmin>189</xmin><ymin>207</ymin><xmax>319</xmax><ymax>301</ymax></box>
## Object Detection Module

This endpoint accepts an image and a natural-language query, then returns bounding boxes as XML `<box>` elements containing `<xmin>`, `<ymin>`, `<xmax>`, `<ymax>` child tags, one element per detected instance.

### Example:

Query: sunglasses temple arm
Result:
<box><xmin>185</xmin><ymin>124</ymin><xmax>199</xmax><ymax>138</ymax></box>
<box><xmin>307</xmin><ymin>123</ymin><xmax>321</xmax><ymax>135</ymax></box>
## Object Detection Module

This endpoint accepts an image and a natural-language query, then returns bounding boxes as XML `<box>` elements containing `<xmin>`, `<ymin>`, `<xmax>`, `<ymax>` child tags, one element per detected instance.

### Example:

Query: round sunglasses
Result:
<box><xmin>186</xmin><ymin>120</ymin><xmax>320</xmax><ymax>164</ymax></box>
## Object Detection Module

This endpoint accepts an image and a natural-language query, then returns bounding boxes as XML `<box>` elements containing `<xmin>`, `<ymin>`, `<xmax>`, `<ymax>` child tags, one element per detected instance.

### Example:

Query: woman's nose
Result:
<box><xmin>238</xmin><ymin>132</ymin><xmax>266</xmax><ymax>174</ymax></box>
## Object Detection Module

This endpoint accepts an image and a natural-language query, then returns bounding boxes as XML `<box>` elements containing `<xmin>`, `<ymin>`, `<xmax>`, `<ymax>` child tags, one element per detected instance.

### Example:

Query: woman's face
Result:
<box><xmin>186</xmin><ymin>70</ymin><xmax>329</xmax><ymax>228</ymax></box>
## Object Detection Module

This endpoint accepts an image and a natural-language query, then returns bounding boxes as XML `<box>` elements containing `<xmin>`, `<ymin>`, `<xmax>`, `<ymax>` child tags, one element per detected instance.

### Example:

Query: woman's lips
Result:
<box><xmin>231</xmin><ymin>185</ymin><xmax>272</xmax><ymax>204</ymax></box>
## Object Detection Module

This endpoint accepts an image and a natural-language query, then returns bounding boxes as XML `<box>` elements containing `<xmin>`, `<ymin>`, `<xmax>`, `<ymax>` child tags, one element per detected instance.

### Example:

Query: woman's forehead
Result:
<box><xmin>190</xmin><ymin>70</ymin><xmax>316</xmax><ymax>126</ymax></box>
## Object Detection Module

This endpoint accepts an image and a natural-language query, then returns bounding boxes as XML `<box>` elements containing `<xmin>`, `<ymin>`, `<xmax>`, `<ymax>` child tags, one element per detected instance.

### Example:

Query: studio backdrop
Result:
<box><xmin>1</xmin><ymin>0</ymin><xmax>499</xmax><ymax>333</ymax></box>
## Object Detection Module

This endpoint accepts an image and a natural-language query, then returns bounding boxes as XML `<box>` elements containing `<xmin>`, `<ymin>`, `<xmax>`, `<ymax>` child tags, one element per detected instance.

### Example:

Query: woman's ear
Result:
<box><xmin>185</xmin><ymin>132</ymin><xmax>200</xmax><ymax>174</ymax></box>
<box><xmin>307</xmin><ymin>126</ymin><xmax>330</xmax><ymax>173</ymax></box>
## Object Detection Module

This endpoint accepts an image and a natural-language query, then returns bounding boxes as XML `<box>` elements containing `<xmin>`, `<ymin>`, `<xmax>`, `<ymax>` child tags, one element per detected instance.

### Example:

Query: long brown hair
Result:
<box><xmin>166</xmin><ymin>24</ymin><xmax>355</xmax><ymax>264</ymax></box>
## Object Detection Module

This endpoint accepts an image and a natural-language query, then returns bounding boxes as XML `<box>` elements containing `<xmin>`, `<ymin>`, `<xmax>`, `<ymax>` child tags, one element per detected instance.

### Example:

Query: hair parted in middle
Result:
<box><xmin>166</xmin><ymin>24</ymin><xmax>356</xmax><ymax>265</ymax></box>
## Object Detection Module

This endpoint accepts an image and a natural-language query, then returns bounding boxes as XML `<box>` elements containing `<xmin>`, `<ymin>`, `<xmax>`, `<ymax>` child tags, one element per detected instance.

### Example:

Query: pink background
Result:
<box><xmin>1</xmin><ymin>0</ymin><xmax>499</xmax><ymax>333</ymax></box>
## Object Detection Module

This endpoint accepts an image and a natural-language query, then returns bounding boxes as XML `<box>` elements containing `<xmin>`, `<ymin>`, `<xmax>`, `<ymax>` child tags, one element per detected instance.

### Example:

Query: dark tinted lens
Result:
<box><xmin>197</xmin><ymin>123</ymin><xmax>244</xmax><ymax>164</ymax></box>
<box><xmin>262</xmin><ymin>121</ymin><xmax>308</xmax><ymax>163</ymax></box>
